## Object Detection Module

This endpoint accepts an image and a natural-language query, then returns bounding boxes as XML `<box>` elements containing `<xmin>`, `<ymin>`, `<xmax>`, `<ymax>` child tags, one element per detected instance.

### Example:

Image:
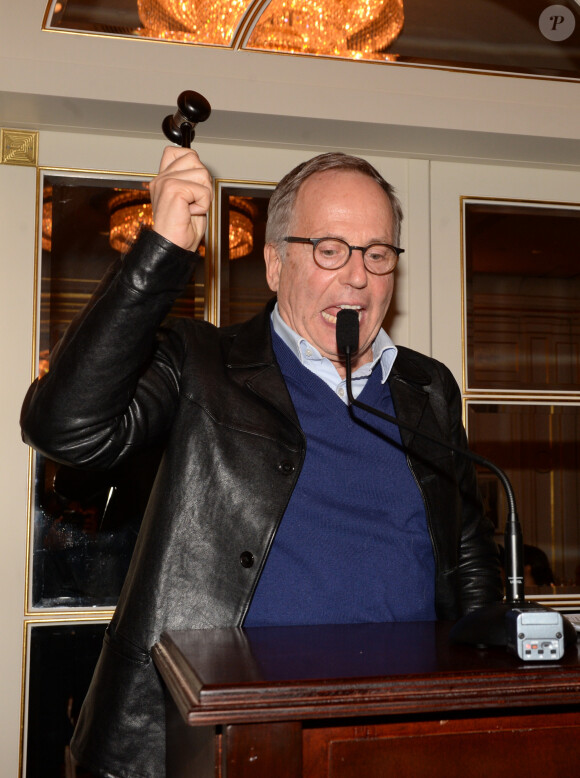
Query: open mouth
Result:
<box><xmin>321</xmin><ymin>304</ymin><xmax>362</xmax><ymax>325</ymax></box>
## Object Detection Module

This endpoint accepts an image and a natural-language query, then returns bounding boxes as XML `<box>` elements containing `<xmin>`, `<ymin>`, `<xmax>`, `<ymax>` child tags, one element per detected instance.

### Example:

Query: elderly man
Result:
<box><xmin>21</xmin><ymin>148</ymin><xmax>502</xmax><ymax>778</ymax></box>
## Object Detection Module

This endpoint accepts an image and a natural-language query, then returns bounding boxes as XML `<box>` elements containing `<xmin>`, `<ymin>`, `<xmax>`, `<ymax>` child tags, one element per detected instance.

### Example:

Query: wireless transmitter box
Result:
<box><xmin>506</xmin><ymin>607</ymin><xmax>565</xmax><ymax>661</ymax></box>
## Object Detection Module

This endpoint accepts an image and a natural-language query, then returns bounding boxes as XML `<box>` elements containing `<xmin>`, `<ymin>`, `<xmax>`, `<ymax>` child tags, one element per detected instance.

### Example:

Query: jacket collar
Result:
<box><xmin>224</xmin><ymin>298</ymin><xmax>302</xmax><ymax>435</ymax></box>
<box><xmin>388</xmin><ymin>347</ymin><xmax>435</xmax><ymax>441</ymax></box>
<box><xmin>225</xmin><ymin>297</ymin><xmax>277</xmax><ymax>370</ymax></box>
<box><xmin>390</xmin><ymin>347</ymin><xmax>433</xmax><ymax>388</ymax></box>
<box><xmin>225</xmin><ymin>303</ymin><xmax>437</xmax><ymax>440</ymax></box>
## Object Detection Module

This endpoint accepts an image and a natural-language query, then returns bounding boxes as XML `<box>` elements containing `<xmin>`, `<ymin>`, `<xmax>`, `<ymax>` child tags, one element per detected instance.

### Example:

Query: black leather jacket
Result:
<box><xmin>21</xmin><ymin>230</ymin><xmax>502</xmax><ymax>778</ymax></box>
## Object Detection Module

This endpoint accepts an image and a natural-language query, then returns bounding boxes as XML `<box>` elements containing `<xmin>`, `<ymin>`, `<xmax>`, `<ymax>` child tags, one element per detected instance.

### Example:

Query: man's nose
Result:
<box><xmin>339</xmin><ymin>248</ymin><xmax>368</xmax><ymax>287</ymax></box>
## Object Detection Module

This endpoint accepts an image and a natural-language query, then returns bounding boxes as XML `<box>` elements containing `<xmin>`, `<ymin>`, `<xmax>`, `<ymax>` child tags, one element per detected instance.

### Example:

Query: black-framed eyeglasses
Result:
<box><xmin>283</xmin><ymin>236</ymin><xmax>404</xmax><ymax>275</ymax></box>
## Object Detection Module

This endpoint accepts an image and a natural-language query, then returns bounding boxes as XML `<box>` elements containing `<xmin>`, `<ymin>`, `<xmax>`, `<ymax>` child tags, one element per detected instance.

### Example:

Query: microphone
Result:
<box><xmin>336</xmin><ymin>306</ymin><xmax>360</xmax><ymax>358</ymax></box>
<box><xmin>335</xmin><ymin>309</ymin><xmax>575</xmax><ymax>654</ymax></box>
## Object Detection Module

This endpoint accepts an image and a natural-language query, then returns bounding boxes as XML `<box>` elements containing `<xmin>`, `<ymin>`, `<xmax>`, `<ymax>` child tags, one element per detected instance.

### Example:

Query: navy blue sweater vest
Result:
<box><xmin>244</xmin><ymin>333</ymin><xmax>436</xmax><ymax>627</ymax></box>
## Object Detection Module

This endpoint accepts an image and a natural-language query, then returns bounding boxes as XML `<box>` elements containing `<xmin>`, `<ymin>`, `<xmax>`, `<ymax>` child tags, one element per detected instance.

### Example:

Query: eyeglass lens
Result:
<box><xmin>314</xmin><ymin>238</ymin><xmax>397</xmax><ymax>273</ymax></box>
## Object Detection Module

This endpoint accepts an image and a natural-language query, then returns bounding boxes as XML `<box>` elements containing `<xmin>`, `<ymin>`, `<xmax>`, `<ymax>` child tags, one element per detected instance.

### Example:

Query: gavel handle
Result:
<box><xmin>180</xmin><ymin>122</ymin><xmax>193</xmax><ymax>148</ymax></box>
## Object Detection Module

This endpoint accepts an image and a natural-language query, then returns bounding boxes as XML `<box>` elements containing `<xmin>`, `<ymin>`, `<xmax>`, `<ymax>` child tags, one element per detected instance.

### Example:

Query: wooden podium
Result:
<box><xmin>153</xmin><ymin>621</ymin><xmax>580</xmax><ymax>778</ymax></box>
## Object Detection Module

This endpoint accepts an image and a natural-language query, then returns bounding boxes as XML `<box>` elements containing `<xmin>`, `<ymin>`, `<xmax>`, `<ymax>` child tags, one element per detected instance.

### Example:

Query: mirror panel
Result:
<box><xmin>216</xmin><ymin>182</ymin><xmax>274</xmax><ymax>327</ymax></box>
<box><xmin>467</xmin><ymin>402</ymin><xmax>580</xmax><ymax>598</ymax></box>
<box><xmin>464</xmin><ymin>200</ymin><xmax>580</xmax><ymax>393</ymax></box>
<box><xmin>43</xmin><ymin>0</ymin><xmax>580</xmax><ymax>79</ymax></box>
<box><xmin>30</xmin><ymin>169</ymin><xmax>204</xmax><ymax>610</ymax></box>
<box><xmin>463</xmin><ymin>197</ymin><xmax>580</xmax><ymax>608</ymax></box>
<box><xmin>24</xmin><ymin>620</ymin><xmax>107</xmax><ymax>777</ymax></box>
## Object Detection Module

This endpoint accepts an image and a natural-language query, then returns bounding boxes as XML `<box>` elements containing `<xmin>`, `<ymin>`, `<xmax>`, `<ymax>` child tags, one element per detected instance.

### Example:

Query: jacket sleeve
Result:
<box><xmin>20</xmin><ymin>230</ymin><xmax>200</xmax><ymax>470</ymax></box>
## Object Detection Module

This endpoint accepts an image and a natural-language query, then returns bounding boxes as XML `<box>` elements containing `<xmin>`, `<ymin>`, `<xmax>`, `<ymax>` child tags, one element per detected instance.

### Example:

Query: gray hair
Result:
<box><xmin>265</xmin><ymin>152</ymin><xmax>403</xmax><ymax>253</ymax></box>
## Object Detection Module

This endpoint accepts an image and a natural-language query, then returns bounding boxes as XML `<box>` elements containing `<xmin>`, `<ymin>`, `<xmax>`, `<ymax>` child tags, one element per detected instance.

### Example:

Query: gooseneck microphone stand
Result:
<box><xmin>335</xmin><ymin>308</ymin><xmax>575</xmax><ymax>649</ymax></box>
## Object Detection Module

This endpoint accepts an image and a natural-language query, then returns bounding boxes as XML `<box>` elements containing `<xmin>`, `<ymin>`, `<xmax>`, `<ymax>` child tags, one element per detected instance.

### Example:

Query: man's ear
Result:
<box><xmin>264</xmin><ymin>243</ymin><xmax>282</xmax><ymax>292</ymax></box>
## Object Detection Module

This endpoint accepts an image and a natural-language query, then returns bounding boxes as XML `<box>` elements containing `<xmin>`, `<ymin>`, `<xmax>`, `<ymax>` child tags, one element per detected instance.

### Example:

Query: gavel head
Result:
<box><xmin>162</xmin><ymin>91</ymin><xmax>212</xmax><ymax>147</ymax></box>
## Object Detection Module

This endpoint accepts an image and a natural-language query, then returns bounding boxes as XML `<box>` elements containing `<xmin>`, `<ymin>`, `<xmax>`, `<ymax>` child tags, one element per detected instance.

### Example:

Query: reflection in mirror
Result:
<box><xmin>25</xmin><ymin>621</ymin><xmax>106</xmax><ymax>778</ymax></box>
<box><xmin>43</xmin><ymin>0</ymin><xmax>580</xmax><ymax>79</ymax></box>
<box><xmin>467</xmin><ymin>402</ymin><xmax>580</xmax><ymax>597</ymax></box>
<box><xmin>218</xmin><ymin>184</ymin><xmax>273</xmax><ymax>326</ymax></box>
<box><xmin>464</xmin><ymin>200</ymin><xmax>580</xmax><ymax>392</ymax></box>
<box><xmin>31</xmin><ymin>171</ymin><xmax>204</xmax><ymax>609</ymax></box>
<box><xmin>31</xmin><ymin>446</ymin><xmax>163</xmax><ymax>608</ymax></box>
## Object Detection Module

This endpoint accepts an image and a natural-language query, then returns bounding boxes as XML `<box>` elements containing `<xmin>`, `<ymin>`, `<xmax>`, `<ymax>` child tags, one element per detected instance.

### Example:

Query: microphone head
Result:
<box><xmin>336</xmin><ymin>309</ymin><xmax>359</xmax><ymax>355</ymax></box>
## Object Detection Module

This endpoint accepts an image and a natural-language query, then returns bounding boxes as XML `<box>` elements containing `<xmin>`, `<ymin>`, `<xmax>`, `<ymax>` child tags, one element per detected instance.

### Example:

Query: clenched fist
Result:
<box><xmin>149</xmin><ymin>147</ymin><xmax>213</xmax><ymax>252</ymax></box>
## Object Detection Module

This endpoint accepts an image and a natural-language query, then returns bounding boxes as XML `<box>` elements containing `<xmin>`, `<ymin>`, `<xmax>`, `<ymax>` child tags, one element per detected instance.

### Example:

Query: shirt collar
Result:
<box><xmin>271</xmin><ymin>303</ymin><xmax>398</xmax><ymax>383</ymax></box>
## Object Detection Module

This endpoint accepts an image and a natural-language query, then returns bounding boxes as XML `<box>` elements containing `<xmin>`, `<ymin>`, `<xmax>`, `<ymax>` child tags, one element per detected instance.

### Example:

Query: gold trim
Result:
<box><xmin>233</xmin><ymin>0</ymin><xmax>272</xmax><ymax>49</ymax></box>
<box><xmin>32</xmin><ymin>167</ymin><xmax>42</xmax><ymax>383</ymax></box>
<box><xmin>23</xmin><ymin>169</ymin><xmax>43</xmax><ymax>620</ymax></box>
<box><xmin>549</xmin><ymin>406</ymin><xmax>556</xmax><ymax>579</ymax></box>
<box><xmin>42</xmin><ymin>17</ymin><xmax>231</xmax><ymax>49</ymax></box>
<box><xmin>461</xmin><ymin>194</ymin><xmax>580</xmax><ymax>208</ymax></box>
<box><xmin>528</xmin><ymin>595</ymin><xmax>580</xmax><ymax>609</ymax></box>
<box><xmin>206</xmin><ymin>180</ymin><xmax>219</xmax><ymax>324</ymax></box>
<box><xmin>18</xmin><ymin>621</ymin><xmax>27</xmax><ymax>778</ymax></box>
<box><xmin>460</xmin><ymin>196</ymin><xmax>467</xmax><ymax>395</ymax></box>
<box><xmin>23</xmin><ymin>448</ymin><xmax>35</xmax><ymax>621</ymax></box>
<box><xmin>25</xmin><ymin>608</ymin><xmax>117</xmax><ymax>618</ymax></box>
<box><xmin>236</xmin><ymin>46</ymin><xmax>580</xmax><ymax>83</ymax></box>
<box><xmin>1</xmin><ymin>129</ymin><xmax>38</xmax><ymax>167</ymax></box>
<box><xmin>41</xmin><ymin>0</ymin><xmax>54</xmax><ymax>28</ymax></box>
<box><xmin>37</xmin><ymin>164</ymin><xmax>155</xmax><ymax>181</ymax></box>
<box><xmin>464</xmin><ymin>394</ymin><xmax>580</xmax><ymax>404</ymax></box>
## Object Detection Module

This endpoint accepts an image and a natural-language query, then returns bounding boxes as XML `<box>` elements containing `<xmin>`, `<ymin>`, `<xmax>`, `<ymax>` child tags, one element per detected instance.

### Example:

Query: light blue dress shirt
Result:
<box><xmin>271</xmin><ymin>303</ymin><xmax>398</xmax><ymax>403</ymax></box>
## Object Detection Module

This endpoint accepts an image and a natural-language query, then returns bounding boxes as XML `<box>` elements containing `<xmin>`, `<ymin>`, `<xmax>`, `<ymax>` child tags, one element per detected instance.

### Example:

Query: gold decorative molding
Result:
<box><xmin>1</xmin><ymin>128</ymin><xmax>38</xmax><ymax>166</ymax></box>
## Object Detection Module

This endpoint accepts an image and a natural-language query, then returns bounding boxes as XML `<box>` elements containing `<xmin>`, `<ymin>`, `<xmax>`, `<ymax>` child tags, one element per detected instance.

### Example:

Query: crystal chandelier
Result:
<box><xmin>137</xmin><ymin>0</ymin><xmax>250</xmax><ymax>44</ymax></box>
<box><xmin>109</xmin><ymin>190</ymin><xmax>154</xmax><ymax>254</ymax></box>
<box><xmin>109</xmin><ymin>191</ymin><xmax>254</xmax><ymax>259</ymax></box>
<box><xmin>228</xmin><ymin>196</ymin><xmax>255</xmax><ymax>259</ymax></box>
<box><xmin>42</xmin><ymin>186</ymin><xmax>53</xmax><ymax>252</ymax></box>
<box><xmin>249</xmin><ymin>0</ymin><xmax>404</xmax><ymax>58</ymax></box>
<box><xmin>137</xmin><ymin>0</ymin><xmax>404</xmax><ymax>59</ymax></box>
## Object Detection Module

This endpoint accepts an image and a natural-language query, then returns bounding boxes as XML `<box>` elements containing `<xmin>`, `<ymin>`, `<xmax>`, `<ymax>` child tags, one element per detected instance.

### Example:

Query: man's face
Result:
<box><xmin>264</xmin><ymin>169</ymin><xmax>397</xmax><ymax>377</ymax></box>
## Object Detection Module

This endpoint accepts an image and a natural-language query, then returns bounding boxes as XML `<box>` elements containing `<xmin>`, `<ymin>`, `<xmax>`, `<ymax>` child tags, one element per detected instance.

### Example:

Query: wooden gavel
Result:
<box><xmin>162</xmin><ymin>91</ymin><xmax>211</xmax><ymax>147</ymax></box>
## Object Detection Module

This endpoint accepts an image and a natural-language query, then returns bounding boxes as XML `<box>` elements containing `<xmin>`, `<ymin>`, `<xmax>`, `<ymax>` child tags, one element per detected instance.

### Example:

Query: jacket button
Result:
<box><xmin>240</xmin><ymin>551</ymin><xmax>254</xmax><ymax>568</ymax></box>
<box><xmin>277</xmin><ymin>460</ymin><xmax>295</xmax><ymax>474</ymax></box>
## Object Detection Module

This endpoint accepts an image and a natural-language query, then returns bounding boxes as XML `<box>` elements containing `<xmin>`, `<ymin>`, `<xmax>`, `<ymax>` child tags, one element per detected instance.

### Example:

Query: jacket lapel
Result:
<box><xmin>388</xmin><ymin>349</ymin><xmax>442</xmax><ymax>452</ymax></box>
<box><xmin>223</xmin><ymin>307</ymin><xmax>446</xmax><ymax>453</ymax></box>
<box><xmin>223</xmin><ymin>300</ymin><xmax>303</xmax><ymax>438</ymax></box>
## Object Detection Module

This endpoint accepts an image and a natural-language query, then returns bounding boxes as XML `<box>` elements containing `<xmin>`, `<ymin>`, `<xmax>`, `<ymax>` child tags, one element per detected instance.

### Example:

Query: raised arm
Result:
<box><xmin>20</xmin><ymin>149</ymin><xmax>212</xmax><ymax>469</ymax></box>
